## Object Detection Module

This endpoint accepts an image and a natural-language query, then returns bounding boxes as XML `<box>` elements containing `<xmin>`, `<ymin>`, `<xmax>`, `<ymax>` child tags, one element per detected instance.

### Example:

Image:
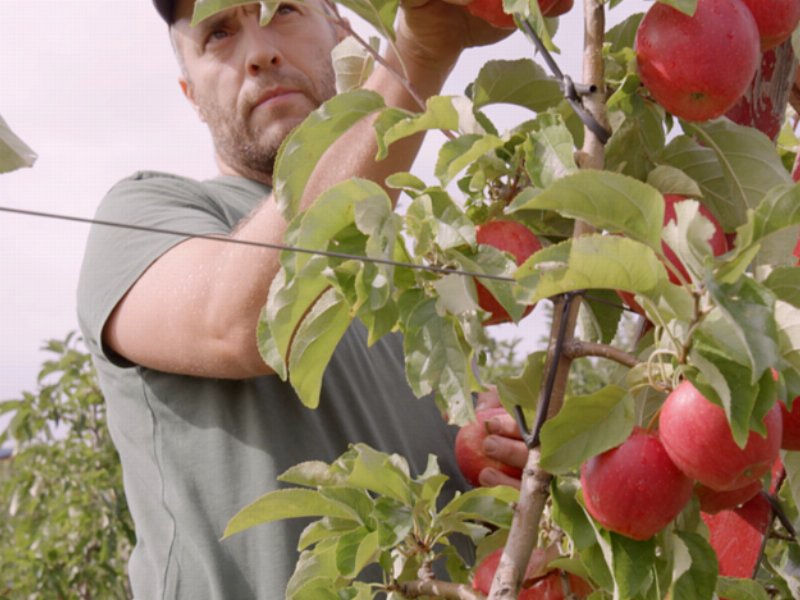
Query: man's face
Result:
<box><xmin>172</xmin><ymin>0</ymin><xmax>343</xmax><ymax>181</ymax></box>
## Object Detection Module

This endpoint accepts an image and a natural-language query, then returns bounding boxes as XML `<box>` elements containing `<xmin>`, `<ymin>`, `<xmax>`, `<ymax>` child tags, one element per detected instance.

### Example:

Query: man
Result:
<box><xmin>77</xmin><ymin>0</ymin><xmax>524</xmax><ymax>597</ymax></box>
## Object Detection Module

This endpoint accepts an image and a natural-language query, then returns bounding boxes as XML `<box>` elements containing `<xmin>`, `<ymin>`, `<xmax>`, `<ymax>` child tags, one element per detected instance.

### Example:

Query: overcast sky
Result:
<box><xmin>0</xmin><ymin>1</ymin><xmax>639</xmax><ymax>429</ymax></box>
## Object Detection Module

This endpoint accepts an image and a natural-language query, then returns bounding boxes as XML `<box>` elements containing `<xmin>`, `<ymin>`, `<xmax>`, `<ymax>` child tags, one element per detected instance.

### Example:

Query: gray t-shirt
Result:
<box><xmin>76</xmin><ymin>172</ymin><xmax>470</xmax><ymax>599</ymax></box>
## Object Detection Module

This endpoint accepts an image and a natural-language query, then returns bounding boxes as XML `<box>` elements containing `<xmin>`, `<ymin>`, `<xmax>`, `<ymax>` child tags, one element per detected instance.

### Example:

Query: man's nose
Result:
<box><xmin>242</xmin><ymin>17</ymin><xmax>283</xmax><ymax>76</ymax></box>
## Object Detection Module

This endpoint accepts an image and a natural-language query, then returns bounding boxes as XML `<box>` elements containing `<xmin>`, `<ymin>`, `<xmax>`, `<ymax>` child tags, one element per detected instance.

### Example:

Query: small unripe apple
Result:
<box><xmin>472</xmin><ymin>548</ymin><xmax>592</xmax><ymax>598</ymax></box>
<box><xmin>580</xmin><ymin>427</ymin><xmax>694</xmax><ymax>540</ymax></box>
<box><xmin>696</xmin><ymin>480</ymin><xmax>762</xmax><ymax>514</ymax></box>
<box><xmin>659</xmin><ymin>380</ymin><xmax>783</xmax><ymax>491</ymax></box>
<box><xmin>738</xmin><ymin>0</ymin><xmax>800</xmax><ymax>50</ymax></box>
<box><xmin>455</xmin><ymin>407</ymin><xmax>522</xmax><ymax>487</ymax></box>
<box><xmin>635</xmin><ymin>0</ymin><xmax>761</xmax><ymax>121</ymax></box>
<box><xmin>475</xmin><ymin>220</ymin><xmax>542</xmax><ymax>325</ymax></box>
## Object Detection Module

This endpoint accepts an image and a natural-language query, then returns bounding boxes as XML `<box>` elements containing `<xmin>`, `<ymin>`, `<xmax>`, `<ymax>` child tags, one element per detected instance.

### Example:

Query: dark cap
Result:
<box><xmin>153</xmin><ymin>0</ymin><xmax>176</xmax><ymax>24</ymax></box>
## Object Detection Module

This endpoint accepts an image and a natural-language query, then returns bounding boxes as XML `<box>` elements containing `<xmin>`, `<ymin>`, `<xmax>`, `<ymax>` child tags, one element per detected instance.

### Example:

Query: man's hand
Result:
<box><xmin>395</xmin><ymin>0</ymin><xmax>515</xmax><ymax>73</ymax></box>
<box><xmin>474</xmin><ymin>387</ymin><xmax>529</xmax><ymax>489</ymax></box>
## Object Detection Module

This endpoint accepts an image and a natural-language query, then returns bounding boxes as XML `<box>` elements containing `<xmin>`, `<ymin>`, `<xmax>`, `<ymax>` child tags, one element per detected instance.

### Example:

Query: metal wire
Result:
<box><xmin>0</xmin><ymin>205</ymin><xmax>518</xmax><ymax>283</ymax></box>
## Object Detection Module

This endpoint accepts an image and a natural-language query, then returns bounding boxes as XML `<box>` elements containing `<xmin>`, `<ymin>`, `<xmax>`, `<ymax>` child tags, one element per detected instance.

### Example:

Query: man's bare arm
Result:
<box><xmin>104</xmin><ymin>1</ymin><xmax>509</xmax><ymax>379</ymax></box>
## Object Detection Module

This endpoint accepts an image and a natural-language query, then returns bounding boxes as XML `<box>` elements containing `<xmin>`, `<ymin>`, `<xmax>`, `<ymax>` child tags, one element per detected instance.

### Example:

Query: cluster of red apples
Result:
<box><xmin>464</xmin><ymin>0</ymin><xmax>800</xmax><ymax>124</ymax></box>
<box><xmin>581</xmin><ymin>379</ymin><xmax>800</xmax><ymax>541</ymax></box>
<box><xmin>635</xmin><ymin>0</ymin><xmax>800</xmax><ymax>122</ymax></box>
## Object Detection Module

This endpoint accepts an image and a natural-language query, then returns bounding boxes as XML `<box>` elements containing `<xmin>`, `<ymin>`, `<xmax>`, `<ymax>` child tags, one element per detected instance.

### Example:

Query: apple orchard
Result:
<box><xmin>175</xmin><ymin>0</ymin><xmax>800</xmax><ymax>598</ymax></box>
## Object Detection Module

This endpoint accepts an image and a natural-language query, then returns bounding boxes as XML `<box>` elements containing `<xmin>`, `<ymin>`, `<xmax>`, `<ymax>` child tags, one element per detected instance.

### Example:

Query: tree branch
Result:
<box><xmin>393</xmin><ymin>579</ymin><xmax>485</xmax><ymax>599</ymax></box>
<box><xmin>487</xmin><ymin>1</ymin><xmax>608</xmax><ymax>597</ymax></box>
<box><xmin>563</xmin><ymin>340</ymin><xmax>639</xmax><ymax>368</ymax></box>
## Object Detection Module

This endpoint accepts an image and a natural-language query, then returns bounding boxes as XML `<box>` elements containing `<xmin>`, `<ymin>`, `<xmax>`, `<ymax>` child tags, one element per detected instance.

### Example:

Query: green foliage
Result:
<box><xmin>0</xmin><ymin>333</ymin><xmax>134</xmax><ymax>599</ymax></box>
<box><xmin>224</xmin><ymin>444</ymin><xmax>516</xmax><ymax>598</ymax></box>
<box><xmin>198</xmin><ymin>0</ymin><xmax>800</xmax><ymax>597</ymax></box>
<box><xmin>0</xmin><ymin>113</ymin><xmax>36</xmax><ymax>174</ymax></box>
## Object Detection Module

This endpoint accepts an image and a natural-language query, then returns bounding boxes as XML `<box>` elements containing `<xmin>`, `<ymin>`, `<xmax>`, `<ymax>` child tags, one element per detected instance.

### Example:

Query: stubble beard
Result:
<box><xmin>200</xmin><ymin>66</ymin><xmax>337</xmax><ymax>184</ymax></box>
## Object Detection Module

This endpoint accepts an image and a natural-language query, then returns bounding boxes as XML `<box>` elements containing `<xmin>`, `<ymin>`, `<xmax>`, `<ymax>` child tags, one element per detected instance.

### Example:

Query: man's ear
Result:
<box><xmin>179</xmin><ymin>78</ymin><xmax>206</xmax><ymax>123</ymax></box>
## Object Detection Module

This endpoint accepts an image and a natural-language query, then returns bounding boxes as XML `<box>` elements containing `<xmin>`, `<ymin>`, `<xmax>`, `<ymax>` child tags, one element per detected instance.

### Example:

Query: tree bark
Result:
<box><xmin>728</xmin><ymin>39</ymin><xmax>798</xmax><ymax>140</ymax></box>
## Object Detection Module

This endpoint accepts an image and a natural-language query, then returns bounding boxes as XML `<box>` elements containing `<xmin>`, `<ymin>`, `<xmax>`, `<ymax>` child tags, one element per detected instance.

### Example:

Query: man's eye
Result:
<box><xmin>275</xmin><ymin>3</ymin><xmax>299</xmax><ymax>15</ymax></box>
<box><xmin>207</xmin><ymin>29</ymin><xmax>229</xmax><ymax>43</ymax></box>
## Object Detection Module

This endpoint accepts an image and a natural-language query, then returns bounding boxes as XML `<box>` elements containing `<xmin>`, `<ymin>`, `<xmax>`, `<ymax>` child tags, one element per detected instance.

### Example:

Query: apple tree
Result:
<box><xmin>196</xmin><ymin>0</ymin><xmax>800</xmax><ymax>597</ymax></box>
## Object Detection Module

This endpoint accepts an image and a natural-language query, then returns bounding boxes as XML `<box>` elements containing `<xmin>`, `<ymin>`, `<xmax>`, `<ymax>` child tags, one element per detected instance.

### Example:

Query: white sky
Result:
<box><xmin>0</xmin><ymin>1</ymin><xmax>638</xmax><ymax>425</ymax></box>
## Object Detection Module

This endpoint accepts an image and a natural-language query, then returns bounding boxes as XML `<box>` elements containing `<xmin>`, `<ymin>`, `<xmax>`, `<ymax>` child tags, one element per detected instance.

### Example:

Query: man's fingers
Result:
<box><xmin>475</xmin><ymin>385</ymin><xmax>501</xmax><ymax>411</ymax></box>
<box><xmin>483</xmin><ymin>433</ymin><xmax>528</xmax><ymax>468</ymax></box>
<box><xmin>478</xmin><ymin>467</ymin><xmax>521</xmax><ymax>490</ymax></box>
<box><xmin>485</xmin><ymin>413</ymin><xmax>525</xmax><ymax>440</ymax></box>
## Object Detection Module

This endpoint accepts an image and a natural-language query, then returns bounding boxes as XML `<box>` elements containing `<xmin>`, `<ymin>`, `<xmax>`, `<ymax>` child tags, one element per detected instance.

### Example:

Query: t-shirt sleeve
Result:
<box><xmin>76</xmin><ymin>171</ymin><xmax>236</xmax><ymax>367</ymax></box>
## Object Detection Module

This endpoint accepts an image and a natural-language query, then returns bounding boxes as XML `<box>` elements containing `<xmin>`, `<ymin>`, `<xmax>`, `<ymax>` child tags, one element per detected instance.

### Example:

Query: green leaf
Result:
<box><xmin>656</xmin><ymin>0</ymin><xmax>698</xmax><ymax>15</ymax></box>
<box><xmin>605</xmin><ymin>101</ymin><xmax>666</xmax><ymax>182</ymax></box>
<box><xmin>335</xmin><ymin>528</ymin><xmax>379</xmax><ymax>578</ymax></box>
<box><xmin>298</xmin><ymin>518</ymin><xmax>360</xmax><ymax>551</ymax></box>
<box><xmin>539</xmin><ymin>386</ymin><xmax>635</xmax><ymax>474</ymax></box>
<box><xmin>609</xmin><ymin>532</ymin><xmax>657</xmax><ymax>599</ymax></box>
<box><xmin>706</xmin><ymin>277</ymin><xmax>779</xmax><ymax>384</ymax></box>
<box><xmin>438</xmin><ymin>486</ymin><xmax>518</xmax><ymax>528</ymax></box>
<box><xmin>261</xmin><ymin>178</ymin><xmax>388</xmax><ymax>375</ymax></box>
<box><xmin>510</xmin><ymin>171</ymin><xmax>664</xmax><ymax>249</ymax></box>
<box><xmin>274</xmin><ymin>90</ymin><xmax>386</xmax><ymax>220</ymax></box>
<box><xmin>375</xmin><ymin>96</ymin><xmax>481</xmax><ymax>160</ymax></box>
<box><xmin>280</xmin><ymin>461</ymin><xmax>348</xmax><ymax>488</ymax></box>
<box><xmin>402</xmin><ymin>298</ymin><xmax>473</xmax><ymax>425</ymax></box>
<box><xmin>734</xmin><ymin>183</ymin><xmax>800</xmax><ymax>253</ymax></box>
<box><xmin>191</xmin><ymin>0</ymin><xmax>274</xmax><ymax>25</ymax></box>
<box><xmin>775</xmin><ymin>300</ymin><xmax>800</xmax><ymax>376</ymax></box>
<box><xmin>683</xmin><ymin>120</ymin><xmax>793</xmax><ymax>230</ymax></box>
<box><xmin>496</xmin><ymin>351</ymin><xmax>547</xmax><ymax>417</ymax></box>
<box><xmin>374</xmin><ymin>498</ymin><xmax>414</xmax><ymax>548</ymax></box>
<box><xmin>435</xmin><ymin>133</ymin><xmax>505</xmax><ymax>187</ymax></box>
<box><xmin>285</xmin><ymin>541</ymin><xmax>340</xmax><ymax>600</ymax></box>
<box><xmin>338</xmin><ymin>444</ymin><xmax>414</xmax><ymax>505</ymax></box>
<box><xmin>521</xmin><ymin>113</ymin><xmax>579</xmax><ymax>189</ymax></box>
<box><xmin>715</xmin><ymin>577</ymin><xmax>770</xmax><ymax>600</ymax></box>
<box><xmin>516</xmin><ymin>235</ymin><xmax>666</xmax><ymax>304</ymax></box>
<box><xmin>688</xmin><ymin>338</ymin><xmax>761</xmax><ymax>447</ymax></box>
<box><xmin>0</xmin><ymin>114</ymin><xmax>37</xmax><ymax>174</ymax></box>
<box><xmin>335</xmin><ymin>0</ymin><xmax>399</xmax><ymax>41</ymax></box>
<box><xmin>332</xmin><ymin>35</ymin><xmax>377</xmax><ymax>93</ymax></box>
<box><xmin>470</xmin><ymin>59</ymin><xmax>563</xmax><ymax>113</ymax></box>
<box><xmin>670</xmin><ymin>531</ymin><xmax>718</xmax><ymax>600</ymax></box>
<box><xmin>551</xmin><ymin>476</ymin><xmax>598</xmax><ymax>550</ymax></box>
<box><xmin>223</xmin><ymin>489</ymin><xmax>358</xmax><ymax>539</ymax></box>
<box><xmin>660</xmin><ymin>199</ymin><xmax>725</xmax><ymax>284</ymax></box>
<box><xmin>646</xmin><ymin>165</ymin><xmax>703</xmax><ymax>199</ymax></box>
<box><xmin>288</xmin><ymin>288</ymin><xmax>352</xmax><ymax>409</ymax></box>
<box><xmin>764</xmin><ymin>267</ymin><xmax>800</xmax><ymax>308</ymax></box>
<box><xmin>405</xmin><ymin>188</ymin><xmax>474</xmax><ymax>255</ymax></box>
<box><xmin>605</xmin><ymin>13</ymin><xmax>645</xmax><ymax>52</ymax></box>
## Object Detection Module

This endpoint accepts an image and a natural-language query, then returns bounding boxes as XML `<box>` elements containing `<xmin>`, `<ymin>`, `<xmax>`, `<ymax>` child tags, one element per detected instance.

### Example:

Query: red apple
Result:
<box><xmin>659</xmin><ymin>380</ymin><xmax>783</xmax><ymax>491</ymax></box>
<box><xmin>473</xmin><ymin>548</ymin><xmax>592</xmax><ymax>598</ymax></box>
<box><xmin>780</xmin><ymin>397</ymin><xmax>800</xmax><ymax>450</ymax></box>
<box><xmin>617</xmin><ymin>194</ymin><xmax>728</xmax><ymax>313</ymax></box>
<box><xmin>695</xmin><ymin>480</ymin><xmax>762</xmax><ymax>514</ymax></box>
<box><xmin>635</xmin><ymin>0</ymin><xmax>761</xmax><ymax>121</ymax></box>
<box><xmin>455</xmin><ymin>407</ymin><xmax>522</xmax><ymax>487</ymax></box>
<box><xmin>738</xmin><ymin>0</ymin><xmax>800</xmax><ymax>50</ymax></box>
<box><xmin>464</xmin><ymin>0</ymin><xmax>516</xmax><ymax>29</ymax></box>
<box><xmin>580</xmin><ymin>427</ymin><xmax>694</xmax><ymax>540</ymax></box>
<box><xmin>475</xmin><ymin>220</ymin><xmax>542</xmax><ymax>325</ymax></box>
<box><xmin>539</xmin><ymin>0</ymin><xmax>574</xmax><ymax>17</ymax></box>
